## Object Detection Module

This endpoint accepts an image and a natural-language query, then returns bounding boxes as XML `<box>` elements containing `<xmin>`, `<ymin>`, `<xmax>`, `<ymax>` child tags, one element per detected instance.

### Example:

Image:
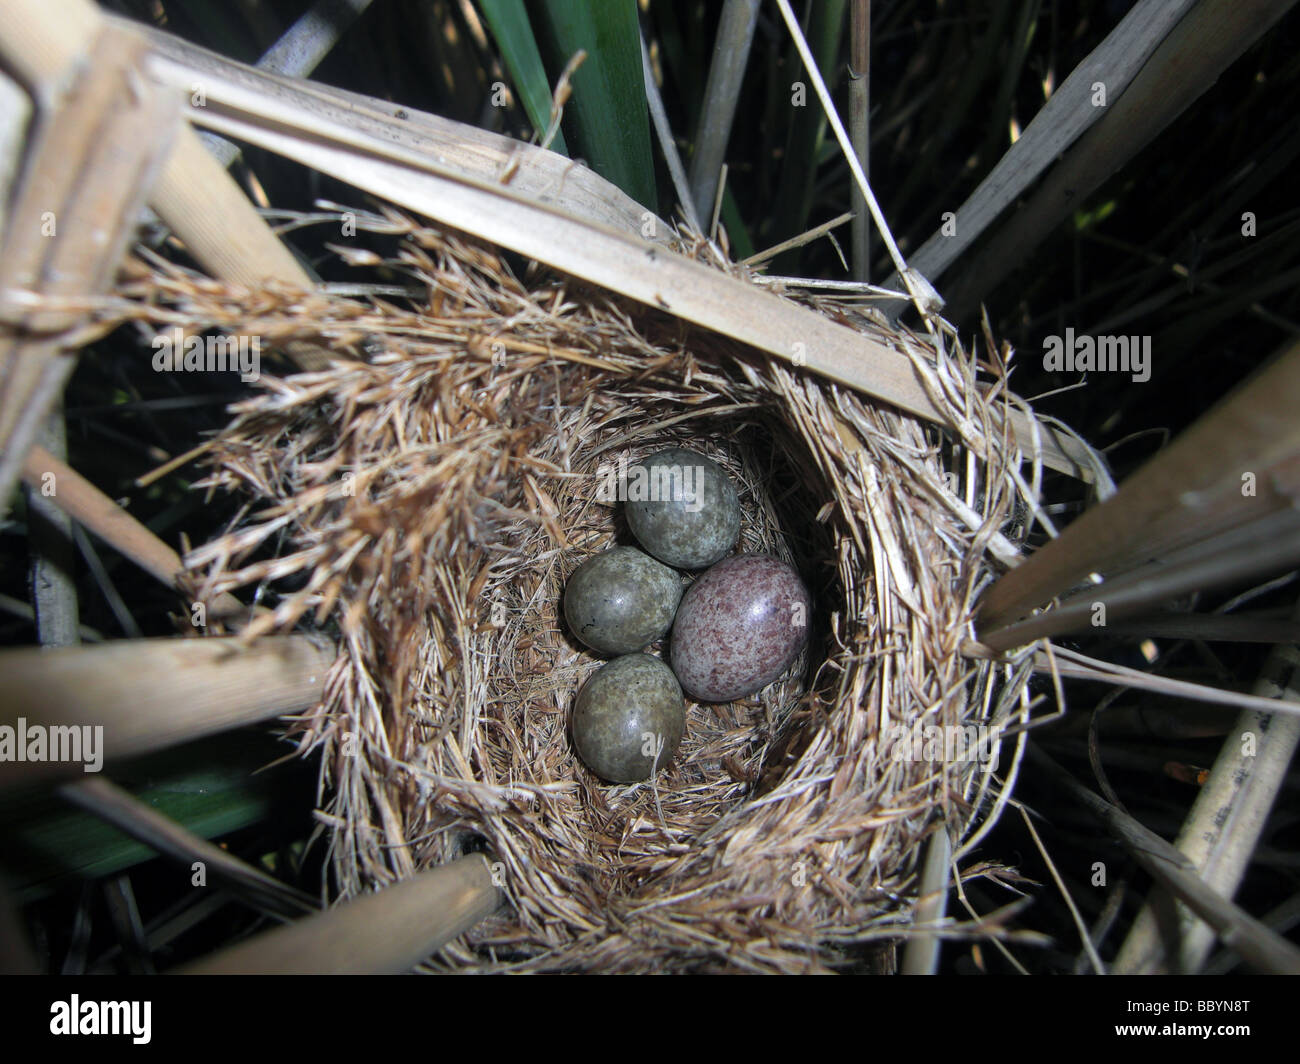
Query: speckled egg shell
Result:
<box><xmin>572</xmin><ymin>654</ymin><xmax>686</xmax><ymax>783</ymax></box>
<box><xmin>564</xmin><ymin>547</ymin><xmax>684</xmax><ymax>655</ymax></box>
<box><xmin>670</xmin><ymin>553</ymin><xmax>810</xmax><ymax>702</ymax></box>
<box><xmin>624</xmin><ymin>447</ymin><xmax>741</xmax><ymax>570</ymax></box>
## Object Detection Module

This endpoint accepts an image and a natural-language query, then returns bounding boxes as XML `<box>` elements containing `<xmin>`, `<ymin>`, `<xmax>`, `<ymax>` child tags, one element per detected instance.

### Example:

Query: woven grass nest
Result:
<box><xmin>133</xmin><ymin>210</ymin><xmax>1034</xmax><ymax>973</ymax></box>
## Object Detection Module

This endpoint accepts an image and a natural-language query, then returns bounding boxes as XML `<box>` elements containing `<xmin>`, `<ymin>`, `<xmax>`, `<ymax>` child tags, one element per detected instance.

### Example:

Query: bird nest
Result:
<box><xmin>128</xmin><ymin>211</ymin><xmax>1037</xmax><ymax>973</ymax></box>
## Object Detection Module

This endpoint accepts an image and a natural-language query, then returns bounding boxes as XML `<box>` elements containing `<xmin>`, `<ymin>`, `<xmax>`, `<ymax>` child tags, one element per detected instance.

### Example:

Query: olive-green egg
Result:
<box><xmin>572</xmin><ymin>654</ymin><xmax>686</xmax><ymax>783</ymax></box>
<box><xmin>624</xmin><ymin>447</ymin><xmax>741</xmax><ymax>570</ymax></box>
<box><xmin>563</xmin><ymin>546</ymin><xmax>683</xmax><ymax>655</ymax></box>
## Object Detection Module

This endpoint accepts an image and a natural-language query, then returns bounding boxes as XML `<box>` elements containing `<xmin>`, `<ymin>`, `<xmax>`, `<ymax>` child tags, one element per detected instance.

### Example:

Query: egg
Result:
<box><xmin>624</xmin><ymin>447</ymin><xmax>741</xmax><ymax>569</ymax></box>
<box><xmin>572</xmin><ymin>654</ymin><xmax>686</xmax><ymax>782</ymax></box>
<box><xmin>670</xmin><ymin>553</ymin><xmax>810</xmax><ymax>702</ymax></box>
<box><xmin>564</xmin><ymin>546</ymin><xmax>683</xmax><ymax>655</ymax></box>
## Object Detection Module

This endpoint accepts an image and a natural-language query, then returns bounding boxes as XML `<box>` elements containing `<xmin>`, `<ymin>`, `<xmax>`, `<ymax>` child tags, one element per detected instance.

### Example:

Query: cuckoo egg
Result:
<box><xmin>564</xmin><ymin>546</ymin><xmax>683</xmax><ymax>655</ymax></box>
<box><xmin>572</xmin><ymin>653</ymin><xmax>686</xmax><ymax>783</ymax></box>
<box><xmin>624</xmin><ymin>447</ymin><xmax>741</xmax><ymax>569</ymax></box>
<box><xmin>670</xmin><ymin>553</ymin><xmax>810</xmax><ymax>702</ymax></box>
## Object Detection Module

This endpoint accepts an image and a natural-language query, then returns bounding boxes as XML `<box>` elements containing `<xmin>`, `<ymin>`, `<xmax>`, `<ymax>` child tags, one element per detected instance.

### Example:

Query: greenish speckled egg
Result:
<box><xmin>564</xmin><ymin>546</ymin><xmax>683</xmax><ymax>655</ymax></box>
<box><xmin>670</xmin><ymin>553</ymin><xmax>810</xmax><ymax>702</ymax></box>
<box><xmin>572</xmin><ymin>654</ymin><xmax>686</xmax><ymax>783</ymax></box>
<box><xmin>624</xmin><ymin>447</ymin><xmax>741</xmax><ymax>570</ymax></box>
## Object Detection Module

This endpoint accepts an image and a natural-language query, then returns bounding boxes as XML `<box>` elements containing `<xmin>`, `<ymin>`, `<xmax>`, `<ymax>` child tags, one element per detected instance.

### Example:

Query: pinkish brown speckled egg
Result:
<box><xmin>669</xmin><ymin>553</ymin><xmax>810</xmax><ymax>702</ymax></box>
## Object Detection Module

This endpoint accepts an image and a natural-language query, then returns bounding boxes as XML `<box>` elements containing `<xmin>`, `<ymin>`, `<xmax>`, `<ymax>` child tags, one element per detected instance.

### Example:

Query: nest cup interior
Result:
<box><xmin>435</xmin><ymin>404</ymin><xmax>852</xmax><ymax>969</ymax></box>
<box><xmin>169</xmin><ymin>221</ymin><xmax>1021</xmax><ymax>972</ymax></box>
<box><xmin>521</xmin><ymin>424</ymin><xmax>836</xmax><ymax>829</ymax></box>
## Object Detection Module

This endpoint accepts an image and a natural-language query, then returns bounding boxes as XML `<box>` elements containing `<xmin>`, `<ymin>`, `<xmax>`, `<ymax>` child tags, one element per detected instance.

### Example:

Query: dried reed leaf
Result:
<box><xmin>136</xmin><ymin>31</ymin><xmax>1098</xmax><ymax>481</ymax></box>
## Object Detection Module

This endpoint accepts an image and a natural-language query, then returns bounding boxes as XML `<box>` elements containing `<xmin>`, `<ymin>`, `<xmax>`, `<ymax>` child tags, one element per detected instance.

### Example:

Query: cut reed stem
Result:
<box><xmin>176</xmin><ymin>856</ymin><xmax>500</xmax><ymax>974</ymax></box>
<box><xmin>0</xmin><ymin>635</ymin><xmax>333</xmax><ymax>790</ymax></box>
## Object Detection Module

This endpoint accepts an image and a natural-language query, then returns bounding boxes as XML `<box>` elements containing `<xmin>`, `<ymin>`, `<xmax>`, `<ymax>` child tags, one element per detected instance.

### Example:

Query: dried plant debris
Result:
<box><xmin>116</xmin><ymin>210</ymin><xmax>1042</xmax><ymax>972</ymax></box>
